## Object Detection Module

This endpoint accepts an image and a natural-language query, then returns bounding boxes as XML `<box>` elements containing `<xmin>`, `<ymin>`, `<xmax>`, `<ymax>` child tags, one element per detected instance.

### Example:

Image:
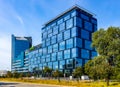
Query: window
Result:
<box><xmin>59</xmin><ymin>60</ymin><xmax>65</xmax><ymax>69</ymax></box>
<box><xmin>59</xmin><ymin>41</ymin><xmax>65</xmax><ymax>50</ymax></box>
<box><xmin>48</xmin><ymin>46</ymin><xmax>52</xmax><ymax>53</ymax></box>
<box><xmin>72</xmin><ymin>48</ymin><xmax>79</xmax><ymax>58</ymax></box>
<box><xmin>42</xmin><ymin>40</ymin><xmax>46</xmax><ymax>47</ymax></box>
<box><xmin>53</xmin><ymin>26</ymin><xmax>58</xmax><ymax>35</ymax></box>
<box><xmin>71</xmin><ymin>11</ymin><xmax>77</xmax><ymax>17</ymax></box>
<box><xmin>91</xmin><ymin>51</ymin><xmax>97</xmax><ymax>59</ymax></box>
<box><xmin>81</xmin><ymin>29</ymin><xmax>89</xmax><ymax>40</ymax></box>
<box><xmin>48</xmin><ymin>33</ymin><xmax>52</xmax><ymax>38</ymax></box>
<box><xmin>64</xmin><ymin>49</ymin><xmax>70</xmax><ymax>59</ymax></box>
<box><xmin>74</xmin><ymin>17</ymin><xmax>82</xmax><ymax>28</ymax></box>
<box><xmin>66</xmin><ymin>59</ymin><xmax>73</xmax><ymax>68</ymax></box>
<box><xmin>59</xmin><ymin>22</ymin><xmax>65</xmax><ymax>32</ymax></box>
<box><xmin>75</xmin><ymin>58</ymin><xmax>82</xmax><ymax>67</ymax></box>
<box><xmin>71</xmin><ymin>27</ymin><xmax>78</xmax><ymax>37</ymax></box>
<box><xmin>58</xmin><ymin>51</ymin><xmax>63</xmax><ymax>60</ymax></box>
<box><xmin>57</xmin><ymin>18</ymin><xmax>63</xmax><ymax>25</ymax></box>
<box><xmin>46</xmin><ymin>54</ymin><xmax>50</xmax><ymax>62</ymax></box>
<box><xmin>66</xmin><ymin>18</ymin><xmax>73</xmax><ymax>29</ymax></box>
<box><xmin>42</xmin><ymin>32</ymin><xmax>47</xmax><ymax>39</ymax></box>
<box><xmin>74</xmin><ymin>38</ymin><xmax>82</xmax><ymax>48</ymax></box>
<box><xmin>41</xmin><ymin>57</ymin><xmax>45</xmax><ymax>63</ymax></box>
<box><xmin>64</xmin><ymin>15</ymin><xmax>70</xmax><ymax>21</ymax></box>
<box><xmin>85</xmin><ymin>40</ymin><xmax>92</xmax><ymax>50</ymax></box>
<box><xmin>81</xmin><ymin>49</ymin><xmax>90</xmax><ymax>59</ymax></box>
<box><xmin>64</xmin><ymin>29</ymin><xmax>70</xmax><ymax>40</ymax></box>
<box><xmin>53</xmin><ymin>61</ymin><xmax>58</xmax><ymax>70</ymax></box>
<box><xmin>46</xmin><ymin>38</ymin><xmax>50</xmax><ymax>46</ymax></box>
<box><xmin>81</xmin><ymin>14</ymin><xmax>89</xmax><ymax>21</ymax></box>
<box><xmin>51</xmin><ymin>35</ymin><xmax>57</xmax><ymax>44</ymax></box>
<box><xmin>66</xmin><ymin>38</ymin><xmax>73</xmax><ymax>49</ymax></box>
<box><xmin>57</xmin><ymin>33</ymin><xmax>63</xmax><ymax>42</ymax></box>
<box><xmin>94</xmin><ymin>25</ymin><xmax>97</xmax><ymax>31</ymax></box>
<box><xmin>84</xmin><ymin>21</ymin><xmax>92</xmax><ymax>32</ymax></box>
<box><xmin>91</xmin><ymin>18</ymin><xmax>97</xmax><ymax>25</ymax></box>
<box><xmin>39</xmin><ymin>64</ymin><xmax>43</xmax><ymax>70</ymax></box>
<box><xmin>42</xmin><ymin>48</ymin><xmax>47</xmax><ymax>55</ymax></box>
<box><xmin>51</xmin><ymin>52</ymin><xmax>57</xmax><ymax>61</ymax></box>
<box><xmin>48</xmin><ymin>62</ymin><xmax>52</xmax><ymax>69</ymax></box>
<box><xmin>53</xmin><ymin>44</ymin><xmax>58</xmax><ymax>52</ymax></box>
<box><xmin>43</xmin><ymin>63</ymin><xmax>47</xmax><ymax>69</ymax></box>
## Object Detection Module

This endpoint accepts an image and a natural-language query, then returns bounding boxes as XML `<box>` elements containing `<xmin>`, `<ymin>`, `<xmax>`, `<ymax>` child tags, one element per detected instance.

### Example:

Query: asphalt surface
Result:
<box><xmin>0</xmin><ymin>82</ymin><xmax>70</xmax><ymax>87</ymax></box>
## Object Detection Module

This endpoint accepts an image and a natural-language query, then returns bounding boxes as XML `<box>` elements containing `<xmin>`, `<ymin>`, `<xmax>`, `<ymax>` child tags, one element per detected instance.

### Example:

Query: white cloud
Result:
<box><xmin>16</xmin><ymin>15</ymin><xmax>24</xmax><ymax>25</ymax></box>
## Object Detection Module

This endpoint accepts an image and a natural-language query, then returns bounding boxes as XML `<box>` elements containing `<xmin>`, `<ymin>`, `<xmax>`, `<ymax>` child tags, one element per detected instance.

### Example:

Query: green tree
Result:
<box><xmin>90</xmin><ymin>27</ymin><xmax>120</xmax><ymax>86</ymax></box>
<box><xmin>6</xmin><ymin>71</ymin><xmax>13</xmax><ymax>78</ymax></box>
<box><xmin>13</xmin><ymin>71</ymin><xmax>20</xmax><ymax>78</ymax></box>
<box><xmin>52</xmin><ymin>69</ymin><xmax>63</xmax><ymax>82</ymax></box>
<box><xmin>73</xmin><ymin>67</ymin><xmax>83</xmax><ymax>82</ymax></box>
<box><xmin>43</xmin><ymin>66</ymin><xmax>52</xmax><ymax>77</ymax></box>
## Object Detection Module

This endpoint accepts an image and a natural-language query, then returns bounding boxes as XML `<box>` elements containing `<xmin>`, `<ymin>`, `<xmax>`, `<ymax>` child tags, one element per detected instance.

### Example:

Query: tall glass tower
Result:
<box><xmin>11</xmin><ymin>34</ymin><xmax>32</xmax><ymax>72</ymax></box>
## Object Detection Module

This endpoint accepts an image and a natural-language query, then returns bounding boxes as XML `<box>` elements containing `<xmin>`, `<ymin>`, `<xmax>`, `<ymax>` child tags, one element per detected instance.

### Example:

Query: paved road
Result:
<box><xmin>0</xmin><ymin>82</ymin><xmax>70</xmax><ymax>87</ymax></box>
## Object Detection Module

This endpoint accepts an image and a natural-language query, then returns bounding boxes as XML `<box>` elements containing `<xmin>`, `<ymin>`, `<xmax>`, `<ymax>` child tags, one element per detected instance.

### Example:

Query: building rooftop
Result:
<box><xmin>43</xmin><ymin>5</ymin><xmax>96</xmax><ymax>27</ymax></box>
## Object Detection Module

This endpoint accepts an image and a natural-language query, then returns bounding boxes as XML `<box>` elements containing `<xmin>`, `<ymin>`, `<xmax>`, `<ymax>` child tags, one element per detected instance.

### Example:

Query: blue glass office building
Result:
<box><xmin>11</xmin><ymin>35</ymin><xmax>32</xmax><ymax>72</ymax></box>
<box><xmin>28</xmin><ymin>5</ymin><xmax>97</xmax><ymax>75</ymax></box>
<box><xmin>12</xmin><ymin>5</ymin><xmax>97</xmax><ymax>74</ymax></box>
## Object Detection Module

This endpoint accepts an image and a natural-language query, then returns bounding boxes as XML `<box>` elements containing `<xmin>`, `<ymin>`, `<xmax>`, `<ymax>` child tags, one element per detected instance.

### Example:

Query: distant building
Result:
<box><xmin>0</xmin><ymin>70</ymin><xmax>7</xmax><ymax>76</ymax></box>
<box><xmin>11</xmin><ymin>34</ymin><xmax>32</xmax><ymax>72</ymax></box>
<box><xmin>11</xmin><ymin>5</ymin><xmax>97</xmax><ymax>75</ymax></box>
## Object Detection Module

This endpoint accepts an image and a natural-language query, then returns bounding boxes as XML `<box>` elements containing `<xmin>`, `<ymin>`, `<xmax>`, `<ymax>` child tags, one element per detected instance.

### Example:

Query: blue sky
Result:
<box><xmin>0</xmin><ymin>0</ymin><xmax>120</xmax><ymax>70</ymax></box>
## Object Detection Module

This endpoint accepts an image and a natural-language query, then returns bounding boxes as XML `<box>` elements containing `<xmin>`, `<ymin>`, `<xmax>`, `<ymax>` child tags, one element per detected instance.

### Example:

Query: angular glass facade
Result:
<box><xmin>12</xmin><ymin>6</ymin><xmax>97</xmax><ymax>75</ymax></box>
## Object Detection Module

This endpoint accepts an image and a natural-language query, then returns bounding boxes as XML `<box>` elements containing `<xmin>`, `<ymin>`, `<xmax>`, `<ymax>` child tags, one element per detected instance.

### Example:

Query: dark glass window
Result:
<box><xmin>59</xmin><ymin>41</ymin><xmax>65</xmax><ymax>50</ymax></box>
<box><xmin>81</xmin><ymin>29</ymin><xmax>89</xmax><ymax>40</ymax></box>
<box><xmin>53</xmin><ymin>61</ymin><xmax>58</xmax><ymax>70</ymax></box>
<box><xmin>58</xmin><ymin>51</ymin><xmax>63</xmax><ymax>60</ymax></box>
<box><xmin>94</xmin><ymin>24</ymin><xmax>97</xmax><ymax>31</ymax></box>
<box><xmin>75</xmin><ymin>58</ymin><xmax>82</xmax><ymax>67</ymax></box>
<box><xmin>81</xmin><ymin>49</ymin><xmax>90</xmax><ymax>59</ymax></box>
<box><xmin>59</xmin><ymin>60</ymin><xmax>65</xmax><ymax>69</ymax></box>
<box><xmin>48</xmin><ymin>46</ymin><xmax>52</xmax><ymax>53</ymax></box>
<box><xmin>72</xmin><ymin>48</ymin><xmax>79</xmax><ymax>58</ymax></box>
<box><xmin>53</xmin><ymin>26</ymin><xmax>58</xmax><ymax>35</ymax></box>
<box><xmin>66</xmin><ymin>59</ymin><xmax>73</xmax><ymax>68</ymax></box>
<box><xmin>81</xmin><ymin>14</ymin><xmax>89</xmax><ymax>21</ymax></box>
<box><xmin>51</xmin><ymin>35</ymin><xmax>57</xmax><ymax>44</ymax></box>
<box><xmin>46</xmin><ymin>38</ymin><xmax>50</xmax><ymax>46</ymax></box>
<box><xmin>91</xmin><ymin>18</ymin><xmax>97</xmax><ymax>25</ymax></box>
<box><xmin>74</xmin><ymin>17</ymin><xmax>82</xmax><ymax>28</ymax></box>
<box><xmin>84</xmin><ymin>21</ymin><xmax>92</xmax><ymax>32</ymax></box>
<box><xmin>57</xmin><ymin>33</ymin><xmax>63</xmax><ymax>42</ymax></box>
<box><xmin>64</xmin><ymin>49</ymin><xmax>70</xmax><ymax>59</ymax></box>
<box><xmin>92</xmin><ymin>51</ymin><xmax>97</xmax><ymax>59</ymax></box>
<box><xmin>85</xmin><ymin>40</ymin><xmax>92</xmax><ymax>50</ymax></box>
<box><xmin>51</xmin><ymin>52</ymin><xmax>57</xmax><ymax>61</ymax></box>
<box><xmin>66</xmin><ymin>18</ymin><xmax>73</xmax><ymax>29</ymax></box>
<box><xmin>74</xmin><ymin>38</ymin><xmax>82</xmax><ymax>48</ymax></box>
<box><xmin>53</xmin><ymin>44</ymin><xmax>58</xmax><ymax>52</ymax></box>
<box><xmin>59</xmin><ymin>22</ymin><xmax>65</xmax><ymax>32</ymax></box>
<box><xmin>66</xmin><ymin>38</ymin><xmax>73</xmax><ymax>49</ymax></box>
<box><xmin>64</xmin><ymin>29</ymin><xmax>70</xmax><ymax>40</ymax></box>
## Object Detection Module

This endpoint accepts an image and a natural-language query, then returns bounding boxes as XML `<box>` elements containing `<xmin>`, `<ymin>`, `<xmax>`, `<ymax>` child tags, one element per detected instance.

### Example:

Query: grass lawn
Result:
<box><xmin>0</xmin><ymin>78</ymin><xmax>120</xmax><ymax>87</ymax></box>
